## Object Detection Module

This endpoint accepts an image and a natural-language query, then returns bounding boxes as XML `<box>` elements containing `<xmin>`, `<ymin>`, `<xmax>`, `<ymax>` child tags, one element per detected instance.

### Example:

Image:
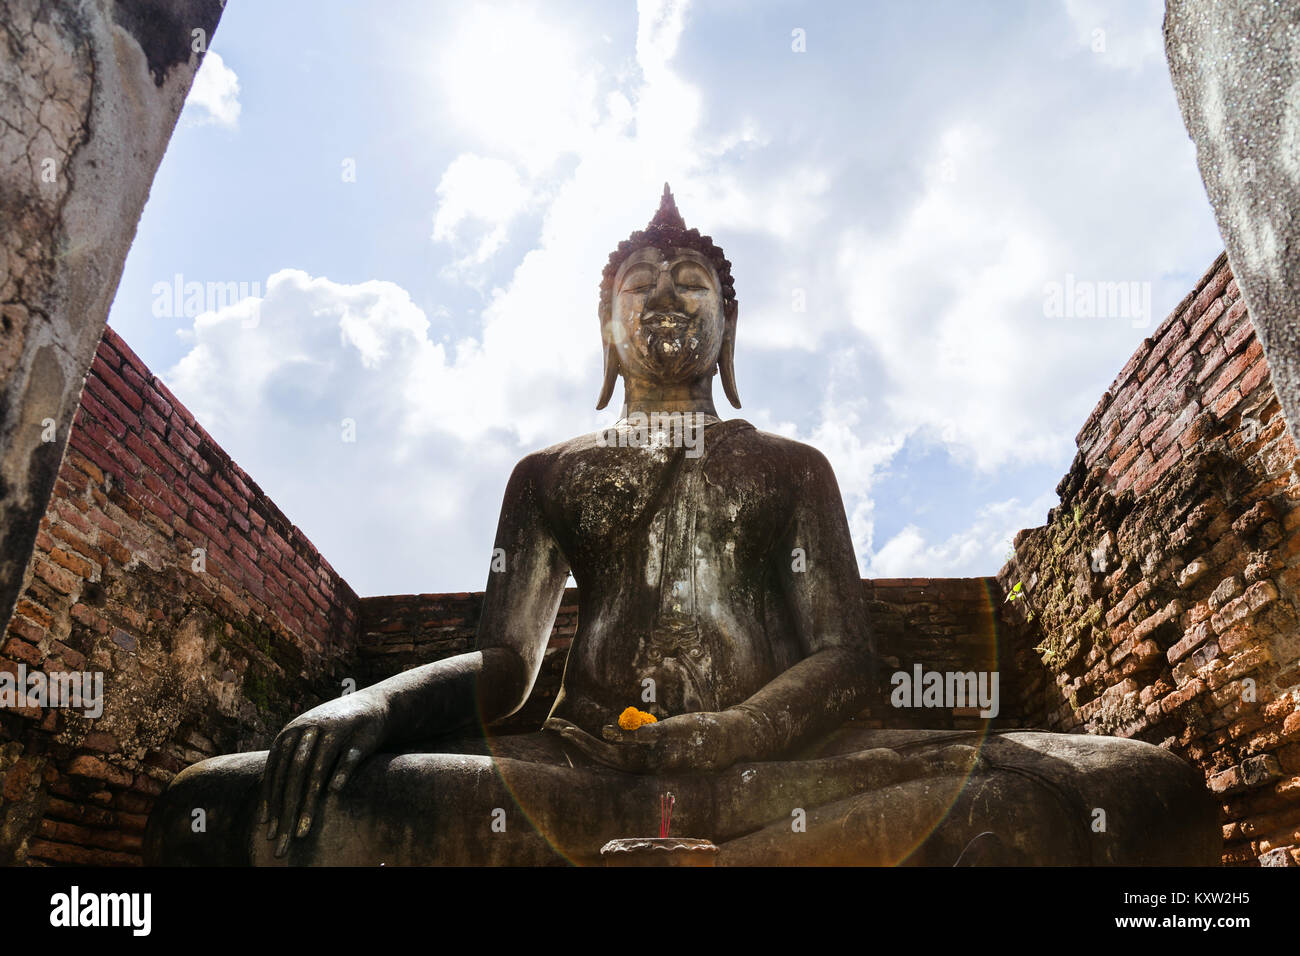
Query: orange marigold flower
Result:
<box><xmin>617</xmin><ymin>707</ymin><xmax>658</xmax><ymax>730</ymax></box>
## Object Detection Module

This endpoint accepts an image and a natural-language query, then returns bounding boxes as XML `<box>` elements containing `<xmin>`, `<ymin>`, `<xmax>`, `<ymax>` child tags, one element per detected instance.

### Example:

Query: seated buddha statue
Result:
<box><xmin>145</xmin><ymin>187</ymin><xmax>1218</xmax><ymax>866</ymax></box>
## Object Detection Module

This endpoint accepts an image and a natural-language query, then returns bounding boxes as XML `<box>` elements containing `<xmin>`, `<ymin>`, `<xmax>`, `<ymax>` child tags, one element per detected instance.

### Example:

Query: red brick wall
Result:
<box><xmin>1000</xmin><ymin>252</ymin><xmax>1300</xmax><ymax>866</ymax></box>
<box><xmin>0</xmin><ymin>326</ymin><xmax>359</xmax><ymax>865</ymax></box>
<box><xmin>862</xmin><ymin>577</ymin><xmax>1015</xmax><ymax>728</ymax></box>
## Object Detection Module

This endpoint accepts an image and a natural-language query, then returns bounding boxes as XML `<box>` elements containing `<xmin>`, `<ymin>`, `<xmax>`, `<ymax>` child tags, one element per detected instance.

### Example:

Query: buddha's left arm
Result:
<box><xmin>728</xmin><ymin>444</ymin><xmax>876</xmax><ymax>761</ymax></box>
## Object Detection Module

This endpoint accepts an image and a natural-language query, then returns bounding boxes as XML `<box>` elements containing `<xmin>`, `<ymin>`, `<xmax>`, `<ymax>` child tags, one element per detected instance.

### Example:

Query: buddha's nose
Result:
<box><xmin>645</xmin><ymin>267</ymin><xmax>682</xmax><ymax>313</ymax></box>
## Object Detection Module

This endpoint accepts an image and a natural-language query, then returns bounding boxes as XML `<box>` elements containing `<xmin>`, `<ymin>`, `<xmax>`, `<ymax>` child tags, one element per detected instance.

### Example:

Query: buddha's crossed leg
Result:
<box><xmin>145</xmin><ymin>729</ymin><xmax>1217</xmax><ymax>865</ymax></box>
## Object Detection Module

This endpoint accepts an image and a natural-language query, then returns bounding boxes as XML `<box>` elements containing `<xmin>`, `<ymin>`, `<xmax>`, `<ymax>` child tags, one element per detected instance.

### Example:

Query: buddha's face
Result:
<box><xmin>610</xmin><ymin>247</ymin><xmax>726</xmax><ymax>386</ymax></box>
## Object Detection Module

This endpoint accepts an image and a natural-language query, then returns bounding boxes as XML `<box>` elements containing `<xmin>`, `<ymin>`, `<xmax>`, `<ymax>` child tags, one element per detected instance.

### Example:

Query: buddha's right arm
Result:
<box><xmin>371</xmin><ymin>646</ymin><xmax>542</xmax><ymax>745</ymax></box>
<box><xmin>381</xmin><ymin>451</ymin><xmax>570</xmax><ymax>738</ymax></box>
<box><xmin>258</xmin><ymin>452</ymin><xmax>568</xmax><ymax>856</ymax></box>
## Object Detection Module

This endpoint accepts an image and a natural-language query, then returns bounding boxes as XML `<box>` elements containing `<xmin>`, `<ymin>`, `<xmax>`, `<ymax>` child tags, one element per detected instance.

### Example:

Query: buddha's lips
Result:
<box><xmin>631</xmin><ymin>312</ymin><xmax>712</xmax><ymax>378</ymax></box>
<box><xmin>638</xmin><ymin>313</ymin><xmax>702</xmax><ymax>353</ymax></box>
<box><xmin>643</xmin><ymin>311</ymin><xmax>693</xmax><ymax>330</ymax></box>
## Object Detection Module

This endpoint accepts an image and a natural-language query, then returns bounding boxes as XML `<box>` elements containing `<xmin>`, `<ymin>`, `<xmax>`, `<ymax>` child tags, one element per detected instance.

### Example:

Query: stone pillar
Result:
<box><xmin>1165</xmin><ymin>1</ymin><xmax>1300</xmax><ymax>444</ymax></box>
<box><xmin>0</xmin><ymin>0</ymin><xmax>224</xmax><ymax>632</ymax></box>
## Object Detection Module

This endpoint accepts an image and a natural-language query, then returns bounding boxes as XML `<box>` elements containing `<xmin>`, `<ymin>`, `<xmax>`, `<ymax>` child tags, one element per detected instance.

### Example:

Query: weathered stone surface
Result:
<box><xmin>0</xmin><ymin>0</ymin><xmax>224</xmax><ymax>637</ymax></box>
<box><xmin>1166</xmin><ymin>1</ymin><xmax>1300</xmax><ymax>449</ymax></box>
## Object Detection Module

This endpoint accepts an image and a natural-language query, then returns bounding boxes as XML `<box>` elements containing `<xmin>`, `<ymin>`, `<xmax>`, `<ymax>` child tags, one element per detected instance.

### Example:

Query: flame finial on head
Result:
<box><xmin>651</xmin><ymin>182</ymin><xmax>687</xmax><ymax>230</ymax></box>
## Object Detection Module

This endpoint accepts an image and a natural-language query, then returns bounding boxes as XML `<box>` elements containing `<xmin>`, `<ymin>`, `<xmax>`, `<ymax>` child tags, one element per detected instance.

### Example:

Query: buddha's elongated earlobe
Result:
<box><xmin>719</xmin><ymin>300</ymin><xmax>741</xmax><ymax>409</ymax></box>
<box><xmin>596</xmin><ymin>340</ymin><xmax>621</xmax><ymax>410</ymax></box>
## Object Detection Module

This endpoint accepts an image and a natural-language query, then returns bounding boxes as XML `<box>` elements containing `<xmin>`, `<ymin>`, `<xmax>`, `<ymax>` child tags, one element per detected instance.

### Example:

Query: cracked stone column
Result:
<box><xmin>0</xmin><ymin>0</ymin><xmax>224</xmax><ymax>632</ymax></box>
<box><xmin>1165</xmin><ymin>1</ymin><xmax>1300</xmax><ymax>443</ymax></box>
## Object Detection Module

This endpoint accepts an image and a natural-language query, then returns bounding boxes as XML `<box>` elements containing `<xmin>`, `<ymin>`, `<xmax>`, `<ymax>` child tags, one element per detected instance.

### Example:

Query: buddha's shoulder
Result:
<box><xmin>725</xmin><ymin>427</ymin><xmax>841</xmax><ymax>484</ymax></box>
<box><xmin>513</xmin><ymin>430</ymin><xmax>615</xmax><ymax>465</ymax></box>
<box><xmin>497</xmin><ymin>433</ymin><xmax>608</xmax><ymax>488</ymax></box>
<box><xmin>732</xmin><ymin>426</ymin><xmax>828</xmax><ymax>460</ymax></box>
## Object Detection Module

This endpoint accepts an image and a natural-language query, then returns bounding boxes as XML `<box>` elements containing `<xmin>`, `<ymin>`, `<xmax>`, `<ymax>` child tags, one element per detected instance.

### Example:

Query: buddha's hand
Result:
<box><xmin>257</xmin><ymin>691</ymin><xmax>391</xmax><ymax>857</ymax></box>
<box><xmin>545</xmin><ymin>709</ymin><xmax>757</xmax><ymax>773</ymax></box>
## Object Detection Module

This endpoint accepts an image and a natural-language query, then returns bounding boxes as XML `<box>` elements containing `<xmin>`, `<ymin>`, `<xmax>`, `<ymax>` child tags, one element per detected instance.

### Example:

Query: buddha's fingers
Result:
<box><xmin>260</xmin><ymin>727</ymin><xmax>299</xmax><ymax>837</ymax></box>
<box><xmin>297</xmin><ymin>731</ymin><xmax>343</xmax><ymax>838</ymax></box>
<box><xmin>544</xmin><ymin>717</ymin><xmax>645</xmax><ymax>771</ymax></box>
<box><xmin>329</xmin><ymin>741</ymin><xmax>369</xmax><ymax>793</ymax></box>
<box><xmin>275</xmin><ymin>728</ymin><xmax>319</xmax><ymax>858</ymax></box>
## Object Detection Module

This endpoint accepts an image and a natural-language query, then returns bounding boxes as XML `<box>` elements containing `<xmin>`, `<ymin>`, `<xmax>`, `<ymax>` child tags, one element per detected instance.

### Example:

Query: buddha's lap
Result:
<box><xmin>159</xmin><ymin>726</ymin><xmax>1209</xmax><ymax>838</ymax></box>
<box><xmin>146</xmin><ymin>726</ymin><xmax>1217</xmax><ymax>864</ymax></box>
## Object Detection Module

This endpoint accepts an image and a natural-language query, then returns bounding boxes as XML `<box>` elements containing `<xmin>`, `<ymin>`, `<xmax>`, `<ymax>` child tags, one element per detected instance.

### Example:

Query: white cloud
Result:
<box><xmin>432</xmin><ymin>155</ymin><xmax>532</xmax><ymax>270</ymax></box>
<box><xmin>186</xmin><ymin>51</ymin><xmax>241</xmax><ymax>128</ymax></box>
<box><xmin>867</xmin><ymin>491</ymin><xmax>1058</xmax><ymax>579</ymax></box>
<box><xmin>1063</xmin><ymin>0</ymin><xmax>1165</xmax><ymax>72</ymax></box>
<box><xmin>165</xmin><ymin>269</ymin><xmax>521</xmax><ymax>593</ymax></box>
<box><xmin>431</xmin><ymin>4</ymin><xmax>602</xmax><ymax>174</ymax></box>
<box><xmin>806</xmin><ymin>402</ymin><xmax>907</xmax><ymax>574</ymax></box>
<box><xmin>836</xmin><ymin>124</ymin><xmax>1070</xmax><ymax>473</ymax></box>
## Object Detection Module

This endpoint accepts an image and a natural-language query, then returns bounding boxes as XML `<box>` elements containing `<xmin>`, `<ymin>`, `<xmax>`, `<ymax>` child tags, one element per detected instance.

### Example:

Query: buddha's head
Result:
<box><xmin>596</xmin><ymin>185</ymin><xmax>741</xmax><ymax>410</ymax></box>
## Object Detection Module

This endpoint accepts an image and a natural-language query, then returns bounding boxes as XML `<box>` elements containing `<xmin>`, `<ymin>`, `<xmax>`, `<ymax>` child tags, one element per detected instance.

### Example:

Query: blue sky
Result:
<box><xmin>106</xmin><ymin>0</ymin><xmax>1223</xmax><ymax>595</ymax></box>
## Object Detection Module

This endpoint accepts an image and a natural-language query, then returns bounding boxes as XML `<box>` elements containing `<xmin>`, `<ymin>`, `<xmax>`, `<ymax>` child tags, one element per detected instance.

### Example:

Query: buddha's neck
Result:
<box><xmin>620</xmin><ymin>376</ymin><xmax>719</xmax><ymax>419</ymax></box>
